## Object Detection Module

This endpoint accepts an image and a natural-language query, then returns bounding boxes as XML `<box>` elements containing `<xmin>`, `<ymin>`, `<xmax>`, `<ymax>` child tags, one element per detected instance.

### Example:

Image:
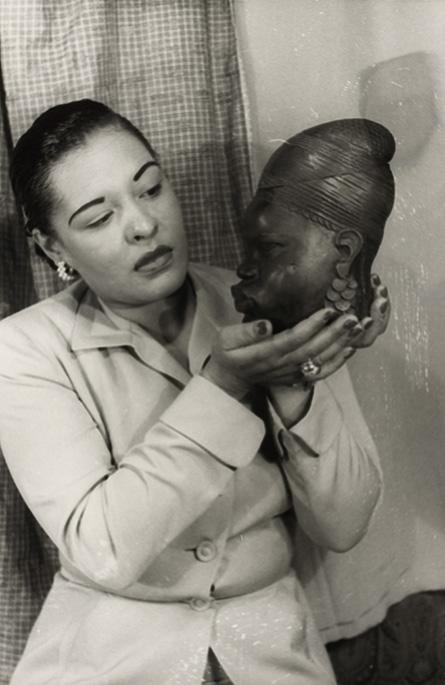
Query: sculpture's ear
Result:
<box><xmin>334</xmin><ymin>229</ymin><xmax>364</xmax><ymax>274</ymax></box>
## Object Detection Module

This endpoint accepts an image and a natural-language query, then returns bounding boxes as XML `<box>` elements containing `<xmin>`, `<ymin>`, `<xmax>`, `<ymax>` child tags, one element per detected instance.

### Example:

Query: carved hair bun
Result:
<box><xmin>302</xmin><ymin>118</ymin><xmax>396</xmax><ymax>165</ymax></box>
<box><xmin>258</xmin><ymin>117</ymin><xmax>396</xmax><ymax>236</ymax></box>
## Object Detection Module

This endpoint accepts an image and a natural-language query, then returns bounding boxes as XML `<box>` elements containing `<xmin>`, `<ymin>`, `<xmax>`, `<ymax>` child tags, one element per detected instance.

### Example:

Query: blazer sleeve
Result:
<box><xmin>267</xmin><ymin>365</ymin><xmax>382</xmax><ymax>552</ymax></box>
<box><xmin>0</xmin><ymin>322</ymin><xmax>265</xmax><ymax>591</ymax></box>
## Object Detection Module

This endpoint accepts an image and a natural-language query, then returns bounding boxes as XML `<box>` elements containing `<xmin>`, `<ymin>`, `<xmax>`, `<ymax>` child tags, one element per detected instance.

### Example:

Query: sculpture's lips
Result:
<box><xmin>134</xmin><ymin>246</ymin><xmax>173</xmax><ymax>272</ymax></box>
<box><xmin>230</xmin><ymin>283</ymin><xmax>257</xmax><ymax>314</ymax></box>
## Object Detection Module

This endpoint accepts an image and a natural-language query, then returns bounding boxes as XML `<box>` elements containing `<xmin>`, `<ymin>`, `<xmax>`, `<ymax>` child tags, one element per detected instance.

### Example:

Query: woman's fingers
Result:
<box><xmin>230</xmin><ymin>320</ymin><xmax>362</xmax><ymax>385</ymax></box>
<box><xmin>223</xmin><ymin>309</ymin><xmax>357</xmax><ymax>371</ymax></box>
<box><xmin>271</xmin><ymin>308</ymin><xmax>340</xmax><ymax>352</ymax></box>
<box><xmin>203</xmin><ymin>302</ymin><xmax>369</xmax><ymax>395</ymax></box>
<box><xmin>219</xmin><ymin>319</ymin><xmax>273</xmax><ymax>350</ymax></box>
<box><xmin>257</xmin><ymin>338</ymin><xmax>357</xmax><ymax>385</ymax></box>
<box><xmin>207</xmin><ymin>272</ymin><xmax>389</xmax><ymax>394</ymax></box>
<box><xmin>354</xmin><ymin>274</ymin><xmax>391</xmax><ymax>348</ymax></box>
<box><xmin>312</xmin><ymin>324</ymin><xmax>363</xmax><ymax>365</ymax></box>
<box><xmin>262</xmin><ymin>345</ymin><xmax>356</xmax><ymax>387</ymax></box>
<box><xmin>209</xmin><ymin>309</ymin><xmax>331</xmax><ymax>370</ymax></box>
<box><xmin>313</xmin><ymin>346</ymin><xmax>356</xmax><ymax>380</ymax></box>
<box><xmin>261</xmin><ymin>312</ymin><xmax>360</xmax><ymax>370</ymax></box>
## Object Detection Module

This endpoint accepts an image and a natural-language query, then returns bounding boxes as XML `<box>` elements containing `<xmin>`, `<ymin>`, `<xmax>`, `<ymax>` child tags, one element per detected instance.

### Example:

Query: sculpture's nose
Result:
<box><xmin>236</xmin><ymin>260</ymin><xmax>258</xmax><ymax>280</ymax></box>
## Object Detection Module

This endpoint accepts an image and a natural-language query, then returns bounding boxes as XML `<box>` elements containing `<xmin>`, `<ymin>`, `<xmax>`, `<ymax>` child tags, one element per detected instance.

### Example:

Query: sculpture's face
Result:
<box><xmin>231</xmin><ymin>196</ymin><xmax>340</xmax><ymax>331</ymax></box>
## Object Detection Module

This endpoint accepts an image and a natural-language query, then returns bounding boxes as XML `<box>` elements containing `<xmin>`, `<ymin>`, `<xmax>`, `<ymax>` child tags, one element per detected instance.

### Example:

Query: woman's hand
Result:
<box><xmin>353</xmin><ymin>274</ymin><xmax>390</xmax><ymax>348</ymax></box>
<box><xmin>200</xmin><ymin>308</ymin><xmax>364</xmax><ymax>399</ymax></box>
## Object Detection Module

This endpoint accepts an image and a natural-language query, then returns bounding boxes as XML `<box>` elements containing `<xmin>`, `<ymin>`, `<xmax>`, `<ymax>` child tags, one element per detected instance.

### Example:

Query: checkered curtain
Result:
<box><xmin>0</xmin><ymin>64</ymin><xmax>36</xmax><ymax>319</ymax></box>
<box><xmin>0</xmin><ymin>1</ymin><xmax>252</xmax><ymax>679</ymax></box>
<box><xmin>0</xmin><ymin>0</ymin><xmax>251</xmax><ymax>302</ymax></box>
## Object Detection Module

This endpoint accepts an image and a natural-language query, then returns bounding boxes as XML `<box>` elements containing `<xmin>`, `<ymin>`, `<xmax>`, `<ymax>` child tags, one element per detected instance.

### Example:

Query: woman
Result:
<box><xmin>0</xmin><ymin>99</ymin><xmax>387</xmax><ymax>684</ymax></box>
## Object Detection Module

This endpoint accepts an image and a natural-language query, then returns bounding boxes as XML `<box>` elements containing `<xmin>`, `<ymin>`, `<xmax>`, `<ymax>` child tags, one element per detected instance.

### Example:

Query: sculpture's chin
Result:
<box><xmin>269</xmin><ymin>313</ymin><xmax>304</xmax><ymax>333</ymax></box>
<box><xmin>234</xmin><ymin>299</ymin><xmax>258</xmax><ymax>322</ymax></box>
<box><xmin>232</xmin><ymin>283</ymin><xmax>346</xmax><ymax>332</ymax></box>
<box><xmin>272</xmin><ymin>298</ymin><xmax>333</xmax><ymax>332</ymax></box>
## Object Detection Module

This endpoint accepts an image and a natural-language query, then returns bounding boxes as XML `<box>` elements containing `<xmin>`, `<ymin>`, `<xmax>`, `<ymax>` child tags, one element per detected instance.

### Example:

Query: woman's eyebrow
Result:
<box><xmin>69</xmin><ymin>198</ymin><xmax>105</xmax><ymax>225</ymax></box>
<box><xmin>68</xmin><ymin>161</ymin><xmax>159</xmax><ymax>224</ymax></box>
<box><xmin>133</xmin><ymin>160</ymin><xmax>158</xmax><ymax>182</ymax></box>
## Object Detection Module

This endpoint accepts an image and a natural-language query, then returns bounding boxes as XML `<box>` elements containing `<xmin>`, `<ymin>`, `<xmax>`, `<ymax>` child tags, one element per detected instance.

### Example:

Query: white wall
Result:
<box><xmin>235</xmin><ymin>0</ymin><xmax>445</xmax><ymax>604</ymax></box>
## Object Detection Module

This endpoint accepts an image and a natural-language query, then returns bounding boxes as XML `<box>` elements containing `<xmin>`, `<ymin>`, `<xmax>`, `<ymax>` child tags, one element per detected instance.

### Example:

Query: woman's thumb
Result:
<box><xmin>219</xmin><ymin>320</ymin><xmax>272</xmax><ymax>351</ymax></box>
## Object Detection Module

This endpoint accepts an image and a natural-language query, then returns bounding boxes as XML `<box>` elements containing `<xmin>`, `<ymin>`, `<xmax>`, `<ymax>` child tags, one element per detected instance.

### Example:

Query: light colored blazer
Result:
<box><xmin>0</xmin><ymin>263</ymin><xmax>381</xmax><ymax>684</ymax></box>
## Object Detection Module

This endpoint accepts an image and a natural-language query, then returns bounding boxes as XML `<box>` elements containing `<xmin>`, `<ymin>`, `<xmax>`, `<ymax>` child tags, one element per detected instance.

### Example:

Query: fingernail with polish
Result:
<box><xmin>379</xmin><ymin>301</ymin><xmax>389</xmax><ymax>315</ymax></box>
<box><xmin>342</xmin><ymin>317</ymin><xmax>358</xmax><ymax>330</ymax></box>
<box><xmin>255</xmin><ymin>320</ymin><xmax>270</xmax><ymax>336</ymax></box>
<box><xmin>363</xmin><ymin>318</ymin><xmax>373</xmax><ymax>330</ymax></box>
<box><xmin>324</xmin><ymin>309</ymin><xmax>339</xmax><ymax>323</ymax></box>
<box><xmin>349</xmin><ymin>325</ymin><xmax>363</xmax><ymax>337</ymax></box>
<box><xmin>380</xmin><ymin>286</ymin><xmax>388</xmax><ymax>298</ymax></box>
<box><xmin>371</xmin><ymin>274</ymin><xmax>381</xmax><ymax>286</ymax></box>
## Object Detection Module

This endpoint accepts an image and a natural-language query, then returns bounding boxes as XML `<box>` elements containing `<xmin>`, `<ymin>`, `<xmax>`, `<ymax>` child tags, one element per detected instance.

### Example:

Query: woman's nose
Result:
<box><xmin>236</xmin><ymin>260</ymin><xmax>258</xmax><ymax>280</ymax></box>
<box><xmin>125</xmin><ymin>207</ymin><xmax>158</xmax><ymax>242</ymax></box>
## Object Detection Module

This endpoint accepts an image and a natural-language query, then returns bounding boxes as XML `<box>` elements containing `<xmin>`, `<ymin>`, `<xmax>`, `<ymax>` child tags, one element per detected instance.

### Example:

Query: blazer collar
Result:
<box><xmin>186</xmin><ymin>263</ymin><xmax>239</xmax><ymax>375</ymax></box>
<box><xmin>70</xmin><ymin>264</ymin><xmax>238</xmax><ymax>385</ymax></box>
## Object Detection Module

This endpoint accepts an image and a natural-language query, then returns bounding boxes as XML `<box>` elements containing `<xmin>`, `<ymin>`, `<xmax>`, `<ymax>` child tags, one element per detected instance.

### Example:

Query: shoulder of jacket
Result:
<box><xmin>0</xmin><ymin>281</ymin><xmax>87</xmax><ymax>343</ymax></box>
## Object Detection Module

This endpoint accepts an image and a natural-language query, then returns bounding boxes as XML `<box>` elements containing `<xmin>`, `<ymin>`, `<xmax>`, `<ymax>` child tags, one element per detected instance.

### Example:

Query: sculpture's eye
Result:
<box><xmin>259</xmin><ymin>240</ymin><xmax>285</xmax><ymax>255</ymax></box>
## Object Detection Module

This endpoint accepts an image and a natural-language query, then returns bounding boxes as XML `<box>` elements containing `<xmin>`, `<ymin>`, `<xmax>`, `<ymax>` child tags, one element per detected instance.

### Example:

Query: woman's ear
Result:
<box><xmin>32</xmin><ymin>228</ymin><xmax>65</xmax><ymax>267</ymax></box>
<box><xmin>334</xmin><ymin>229</ymin><xmax>364</xmax><ymax>275</ymax></box>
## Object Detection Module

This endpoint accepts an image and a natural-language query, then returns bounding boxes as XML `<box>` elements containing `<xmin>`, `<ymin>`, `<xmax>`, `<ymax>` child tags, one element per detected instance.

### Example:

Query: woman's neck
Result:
<box><xmin>106</xmin><ymin>277</ymin><xmax>196</xmax><ymax>348</ymax></box>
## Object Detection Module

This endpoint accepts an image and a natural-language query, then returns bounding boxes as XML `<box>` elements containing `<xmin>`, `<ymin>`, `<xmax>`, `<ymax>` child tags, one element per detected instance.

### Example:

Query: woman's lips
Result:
<box><xmin>134</xmin><ymin>246</ymin><xmax>173</xmax><ymax>273</ymax></box>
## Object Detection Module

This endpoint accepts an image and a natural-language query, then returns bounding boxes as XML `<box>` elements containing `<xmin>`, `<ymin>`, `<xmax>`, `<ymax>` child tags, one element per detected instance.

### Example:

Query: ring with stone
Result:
<box><xmin>300</xmin><ymin>358</ymin><xmax>322</xmax><ymax>378</ymax></box>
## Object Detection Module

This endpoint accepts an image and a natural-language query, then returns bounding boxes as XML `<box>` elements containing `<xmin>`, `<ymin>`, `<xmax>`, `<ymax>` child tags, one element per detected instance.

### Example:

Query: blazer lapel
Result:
<box><xmin>69</xmin><ymin>266</ymin><xmax>239</xmax><ymax>387</ymax></box>
<box><xmin>187</xmin><ymin>265</ymin><xmax>240</xmax><ymax>376</ymax></box>
<box><xmin>71</xmin><ymin>287</ymin><xmax>191</xmax><ymax>387</ymax></box>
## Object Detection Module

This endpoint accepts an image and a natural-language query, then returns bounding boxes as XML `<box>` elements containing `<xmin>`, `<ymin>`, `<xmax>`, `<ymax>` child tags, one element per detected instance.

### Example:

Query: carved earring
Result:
<box><xmin>325</xmin><ymin>262</ymin><xmax>358</xmax><ymax>313</ymax></box>
<box><xmin>56</xmin><ymin>261</ymin><xmax>76</xmax><ymax>282</ymax></box>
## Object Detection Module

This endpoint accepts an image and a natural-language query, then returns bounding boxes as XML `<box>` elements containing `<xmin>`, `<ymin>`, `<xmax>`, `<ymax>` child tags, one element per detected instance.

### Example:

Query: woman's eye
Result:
<box><xmin>141</xmin><ymin>183</ymin><xmax>162</xmax><ymax>199</ymax></box>
<box><xmin>87</xmin><ymin>212</ymin><xmax>113</xmax><ymax>228</ymax></box>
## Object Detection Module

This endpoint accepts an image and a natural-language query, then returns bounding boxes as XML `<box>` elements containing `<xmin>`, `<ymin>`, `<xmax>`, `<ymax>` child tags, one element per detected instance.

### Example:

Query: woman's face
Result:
<box><xmin>42</xmin><ymin>126</ymin><xmax>188</xmax><ymax>309</ymax></box>
<box><xmin>231</xmin><ymin>197</ymin><xmax>339</xmax><ymax>331</ymax></box>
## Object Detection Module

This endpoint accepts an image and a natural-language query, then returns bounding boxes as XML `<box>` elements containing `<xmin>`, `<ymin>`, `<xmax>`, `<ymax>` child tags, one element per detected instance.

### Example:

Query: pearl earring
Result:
<box><xmin>56</xmin><ymin>261</ymin><xmax>76</xmax><ymax>282</ymax></box>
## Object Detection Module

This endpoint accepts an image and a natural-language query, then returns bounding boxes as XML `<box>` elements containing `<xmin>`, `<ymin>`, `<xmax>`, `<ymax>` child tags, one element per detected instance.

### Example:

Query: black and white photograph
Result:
<box><xmin>0</xmin><ymin>2</ymin><xmax>444</xmax><ymax>683</ymax></box>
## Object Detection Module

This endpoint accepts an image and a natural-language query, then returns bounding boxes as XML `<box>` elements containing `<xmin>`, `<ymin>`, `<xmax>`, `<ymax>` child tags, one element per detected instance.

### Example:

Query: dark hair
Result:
<box><xmin>10</xmin><ymin>99</ymin><xmax>157</xmax><ymax>264</ymax></box>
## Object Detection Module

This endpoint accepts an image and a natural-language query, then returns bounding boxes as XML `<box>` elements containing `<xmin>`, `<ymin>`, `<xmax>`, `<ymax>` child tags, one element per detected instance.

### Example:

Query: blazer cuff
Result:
<box><xmin>160</xmin><ymin>375</ymin><xmax>265</xmax><ymax>469</ymax></box>
<box><xmin>289</xmin><ymin>380</ymin><xmax>343</xmax><ymax>455</ymax></box>
<box><xmin>267</xmin><ymin>381</ymin><xmax>343</xmax><ymax>459</ymax></box>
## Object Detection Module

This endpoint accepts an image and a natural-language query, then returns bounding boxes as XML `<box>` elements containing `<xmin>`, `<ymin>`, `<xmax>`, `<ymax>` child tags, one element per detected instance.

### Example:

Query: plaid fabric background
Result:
<box><xmin>0</xmin><ymin>1</ymin><xmax>252</xmax><ymax>679</ymax></box>
<box><xmin>0</xmin><ymin>62</ymin><xmax>36</xmax><ymax>318</ymax></box>
<box><xmin>0</xmin><ymin>0</ymin><xmax>251</xmax><ymax>300</ymax></box>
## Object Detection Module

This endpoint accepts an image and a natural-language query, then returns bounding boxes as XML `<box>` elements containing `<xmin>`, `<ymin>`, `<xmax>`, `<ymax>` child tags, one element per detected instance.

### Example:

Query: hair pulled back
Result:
<box><xmin>10</xmin><ymin>99</ymin><xmax>157</xmax><ymax>241</ymax></box>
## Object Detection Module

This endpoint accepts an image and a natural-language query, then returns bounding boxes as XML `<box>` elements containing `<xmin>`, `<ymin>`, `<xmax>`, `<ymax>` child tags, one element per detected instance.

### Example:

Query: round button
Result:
<box><xmin>189</xmin><ymin>597</ymin><xmax>212</xmax><ymax>611</ymax></box>
<box><xmin>195</xmin><ymin>540</ymin><xmax>217</xmax><ymax>563</ymax></box>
